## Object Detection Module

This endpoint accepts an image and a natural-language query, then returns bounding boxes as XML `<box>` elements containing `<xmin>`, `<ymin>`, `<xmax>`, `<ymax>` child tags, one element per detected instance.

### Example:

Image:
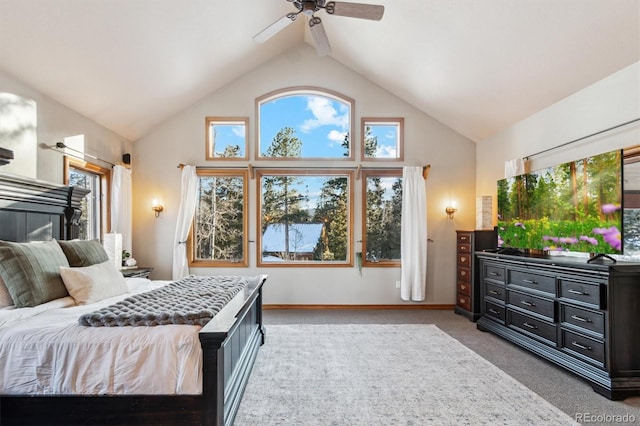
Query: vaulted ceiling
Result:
<box><xmin>0</xmin><ymin>0</ymin><xmax>638</xmax><ymax>143</ymax></box>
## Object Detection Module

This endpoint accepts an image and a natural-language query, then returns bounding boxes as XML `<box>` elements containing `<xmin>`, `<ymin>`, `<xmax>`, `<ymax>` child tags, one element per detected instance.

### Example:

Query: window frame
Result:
<box><xmin>205</xmin><ymin>117</ymin><xmax>249</xmax><ymax>161</ymax></box>
<box><xmin>189</xmin><ymin>169</ymin><xmax>249</xmax><ymax>268</ymax></box>
<box><xmin>63</xmin><ymin>156</ymin><xmax>111</xmax><ymax>240</ymax></box>
<box><xmin>255</xmin><ymin>86</ymin><xmax>355</xmax><ymax>161</ymax></box>
<box><xmin>256</xmin><ymin>168</ymin><xmax>354</xmax><ymax>267</ymax></box>
<box><xmin>361</xmin><ymin>168</ymin><xmax>403</xmax><ymax>267</ymax></box>
<box><xmin>361</xmin><ymin>117</ymin><xmax>404</xmax><ymax>161</ymax></box>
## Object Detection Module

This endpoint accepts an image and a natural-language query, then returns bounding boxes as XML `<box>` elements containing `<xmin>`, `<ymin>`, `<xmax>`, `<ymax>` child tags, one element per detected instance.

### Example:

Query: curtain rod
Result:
<box><xmin>177</xmin><ymin>163</ymin><xmax>431</xmax><ymax>180</ymax></box>
<box><xmin>52</xmin><ymin>142</ymin><xmax>117</xmax><ymax>167</ymax></box>
<box><xmin>523</xmin><ymin>118</ymin><xmax>640</xmax><ymax>161</ymax></box>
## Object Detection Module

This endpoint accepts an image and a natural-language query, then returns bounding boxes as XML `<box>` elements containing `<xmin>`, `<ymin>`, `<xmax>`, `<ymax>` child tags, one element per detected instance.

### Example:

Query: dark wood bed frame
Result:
<box><xmin>0</xmin><ymin>172</ymin><xmax>266</xmax><ymax>426</ymax></box>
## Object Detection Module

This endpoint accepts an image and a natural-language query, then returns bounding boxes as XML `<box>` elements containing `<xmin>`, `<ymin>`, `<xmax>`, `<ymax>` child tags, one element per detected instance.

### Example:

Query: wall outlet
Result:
<box><xmin>395</xmin><ymin>280</ymin><xmax>401</xmax><ymax>288</ymax></box>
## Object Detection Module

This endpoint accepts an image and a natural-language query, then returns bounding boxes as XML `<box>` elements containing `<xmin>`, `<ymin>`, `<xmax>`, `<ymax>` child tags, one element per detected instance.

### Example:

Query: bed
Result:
<box><xmin>0</xmin><ymin>172</ymin><xmax>266</xmax><ymax>426</ymax></box>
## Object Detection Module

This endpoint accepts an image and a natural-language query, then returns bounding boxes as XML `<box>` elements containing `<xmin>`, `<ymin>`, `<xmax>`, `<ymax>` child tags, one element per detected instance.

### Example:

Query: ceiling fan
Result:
<box><xmin>253</xmin><ymin>0</ymin><xmax>384</xmax><ymax>56</ymax></box>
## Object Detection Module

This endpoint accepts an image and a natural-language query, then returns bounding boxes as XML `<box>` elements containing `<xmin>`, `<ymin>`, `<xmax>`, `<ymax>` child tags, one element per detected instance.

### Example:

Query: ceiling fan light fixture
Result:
<box><xmin>302</xmin><ymin>1</ymin><xmax>317</xmax><ymax>16</ymax></box>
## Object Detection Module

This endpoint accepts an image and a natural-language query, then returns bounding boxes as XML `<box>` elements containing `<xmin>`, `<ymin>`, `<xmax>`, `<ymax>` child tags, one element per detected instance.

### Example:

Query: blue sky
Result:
<box><xmin>260</xmin><ymin>94</ymin><xmax>350</xmax><ymax>158</ymax></box>
<box><xmin>210</xmin><ymin>121</ymin><xmax>246</xmax><ymax>157</ymax></box>
<box><xmin>260</xmin><ymin>94</ymin><xmax>399</xmax><ymax>158</ymax></box>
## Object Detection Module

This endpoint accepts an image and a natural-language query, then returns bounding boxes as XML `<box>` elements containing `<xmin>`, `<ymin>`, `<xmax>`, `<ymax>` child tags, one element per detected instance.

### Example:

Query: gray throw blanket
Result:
<box><xmin>79</xmin><ymin>275</ymin><xmax>249</xmax><ymax>327</ymax></box>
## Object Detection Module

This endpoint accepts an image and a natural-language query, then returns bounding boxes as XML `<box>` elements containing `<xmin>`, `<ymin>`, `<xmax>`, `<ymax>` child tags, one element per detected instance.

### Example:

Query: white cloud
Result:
<box><xmin>376</xmin><ymin>145</ymin><xmax>397</xmax><ymax>158</ymax></box>
<box><xmin>231</xmin><ymin>125</ymin><xmax>245</xmax><ymax>138</ymax></box>
<box><xmin>300</xmin><ymin>96</ymin><xmax>349</xmax><ymax>133</ymax></box>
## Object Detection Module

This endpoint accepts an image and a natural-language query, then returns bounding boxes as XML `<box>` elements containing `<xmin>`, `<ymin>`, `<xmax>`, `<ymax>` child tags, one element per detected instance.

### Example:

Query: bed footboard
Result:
<box><xmin>199</xmin><ymin>274</ymin><xmax>267</xmax><ymax>426</ymax></box>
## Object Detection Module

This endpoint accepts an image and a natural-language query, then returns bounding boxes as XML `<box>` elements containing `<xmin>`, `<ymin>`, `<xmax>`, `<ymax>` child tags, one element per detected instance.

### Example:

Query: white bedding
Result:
<box><xmin>0</xmin><ymin>278</ymin><xmax>203</xmax><ymax>395</ymax></box>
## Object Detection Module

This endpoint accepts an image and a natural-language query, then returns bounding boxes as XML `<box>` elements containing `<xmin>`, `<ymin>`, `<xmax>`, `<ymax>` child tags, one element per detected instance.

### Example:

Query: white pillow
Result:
<box><xmin>0</xmin><ymin>277</ymin><xmax>13</xmax><ymax>308</ymax></box>
<box><xmin>60</xmin><ymin>260</ymin><xmax>128</xmax><ymax>305</ymax></box>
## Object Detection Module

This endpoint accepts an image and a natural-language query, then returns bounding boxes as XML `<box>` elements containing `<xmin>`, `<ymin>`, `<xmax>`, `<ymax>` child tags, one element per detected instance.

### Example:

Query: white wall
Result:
<box><xmin>132</xmin><ymin>44</ymin><xmax>477</xmax><ymax>305</ymax></box>
<box><xmin>477</xmin><ymin>62</ymin><xmax>640</xmax><ymax>217</ymax></box>
<box><xmin>0</xmin><ymin>69</ymin><xmax>131</xmax><ymax>183</ymax></box>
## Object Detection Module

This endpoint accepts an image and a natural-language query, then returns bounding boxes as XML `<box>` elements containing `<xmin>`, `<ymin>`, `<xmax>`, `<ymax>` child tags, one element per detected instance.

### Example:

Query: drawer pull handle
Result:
<box><xmin>520</xmin><ymin>300</ymin><xmax>535</xmax><ymax>307</ymax></box>
<box><xmin>489</xmin><ymin>272</ymin><xmax>501</xmax><ymax>277</ymax></box>
<box><xmin>459</xmin><ymin>298</ymin><xmax>466</xmax><ymax>304</ymax></box>
<box><xmin>460</xmin><ymin>284</ymin><xmax>466</xmax><ymax>290</ymax></box>
<box><xmin>522</xmin><ymin>279</ymin><xmax>538</xmax><ymax>284</ymax></box>
<box><xmin>522</xmin><ymin>321</ymin><xmax>538</xmax><ymax>330</ymax></box>
<box><xmin>571</xmin><ymin>341</ymin><xmax>592</xmax><ymax>351</ymax></box>
<box><xmin>460</xmin><ymin>236</ymin><xmax>468</xmax><ymax>241</ymax></box>
<box><xmin>460</xmin><ymin>257</ymin><xmax>467</xmax><ymax>263</ymax></box>
<box><xmin>489</xmin><ymin>290</ymin><xmax>501</xmax><ymax>295</ymax></box>
<box><xmin>570</xmin><ymin>314</ymin><xmax>592</xmax><ymax>323</ymax></box>
<box><xmin>460</xmin><ymin>271</ymin><xmax>467</xmax><ymax>276</ymax></box>
<box><xmin>568</xmin><ymin>289</ymin><xmax>589</xmax><ymax>296</ymax></box>
<box><xmin>488</xmin><ymin>308</ymin><xmax>500</xmax><ymax>315</ymax></box>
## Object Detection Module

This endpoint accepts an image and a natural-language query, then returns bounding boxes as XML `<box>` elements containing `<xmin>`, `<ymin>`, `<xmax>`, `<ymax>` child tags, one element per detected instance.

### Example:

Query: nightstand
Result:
<box><xmin>120</xmin><ymin>267</ymin><xmax>153</xmax><ymax>279</ymax></box>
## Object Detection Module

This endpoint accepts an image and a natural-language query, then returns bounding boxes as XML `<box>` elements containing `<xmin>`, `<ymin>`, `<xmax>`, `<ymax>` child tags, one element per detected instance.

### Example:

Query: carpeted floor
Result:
<box><xmin>255</xmin><ymin>309</ymin><xmax>640</xmax><ymax>426</ymax></box>
<box><xmin>234</xmin><ymin>323</ymin><xmax>579</xmax><ymax>425</ymax></box>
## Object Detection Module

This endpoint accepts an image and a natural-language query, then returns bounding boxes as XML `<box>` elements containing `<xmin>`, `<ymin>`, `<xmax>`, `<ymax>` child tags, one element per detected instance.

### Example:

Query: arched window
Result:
<box><xmin>256</xmin><ymin>87</ymin><xmax>354</xmax><ymax>160</ymax></box>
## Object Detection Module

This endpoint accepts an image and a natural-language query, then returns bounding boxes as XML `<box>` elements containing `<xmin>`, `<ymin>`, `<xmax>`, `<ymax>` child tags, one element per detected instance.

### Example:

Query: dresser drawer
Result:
<box><xmin>484</xmin><ymin>264</ymin><xmax>506</xmax><ymax>284</ymax></box>
<box><xmin>457</xmin><ymin>232</ymin><xmax>473</xmax><ymax>244</ymax></box>
<box><xmin>507</xmin><ymin>310</ymin><xmax>557</xmax><ymax>345</ymax></box>
<box><xmin>559</xmin><ymin>279</ymin><xmax>601</xmax><ymax>308</ymax></box>
<box><xmin>457</xmin><ymin>281</ymin><xmax>471</xmax><ymax>296</ymax></box>
<box><xmin>509</xmin><ymin>269</ymin><xmax>556</xmax><ymax>295</ymax></box>
<box><xmin>457</xmin><ymin>266</ymin><xmax>471</xmax><ymax>283</ymax></box>
<box><xmin>561</xmin><ymin>329</ymin><xmax>605</xmax><ymax>367</ymax></box>
<box><xmin>457</xmin><ymin>243</ymin><xmax>471</xmax><ymax>254</ymax></box>
<box><xmin>484</xmin><ymin>300</ymin><xmax>506</xmax><ymax>323</ymax></box>
<box><xmin>485</xmin><ymin>282</ymin><xmax>505</xmax><ymax>301</ymax></box>
<box><xmin>457</xmin><ymin>294</ymin><xmax>471</xmax><ymax>311</ymax></box>
<box><xmin>457</xmin><ymin>253</ymin><xmax>471</xmax><ymax>267</ymax></box>
<box><xmin>507</xmin><ymin>289</ymin><xmax>555</xmax><ymax>321</ymax></box>
<box><xmin>560</xmin><ymin>304</ymin><xmax>604</xmax><ymax>337</ymax></box>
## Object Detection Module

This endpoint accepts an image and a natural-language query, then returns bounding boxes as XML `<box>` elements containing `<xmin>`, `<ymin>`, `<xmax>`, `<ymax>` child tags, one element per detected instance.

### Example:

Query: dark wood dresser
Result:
<box><xmin>454</xmin><ymin>230</ymin><xmax>496</xmax><ymax>321</ymax></box>
<box><xmin>476</xmin><ymin>252</ymin><xmax>640</xmax><ymax>400</ymax></box>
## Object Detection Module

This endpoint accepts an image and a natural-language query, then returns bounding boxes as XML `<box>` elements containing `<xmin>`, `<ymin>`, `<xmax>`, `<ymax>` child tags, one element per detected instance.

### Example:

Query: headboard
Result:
<box><xmin>0</xmin><ymin>173</ymin><xmax>89</xmax><ymax>242</ymax></box>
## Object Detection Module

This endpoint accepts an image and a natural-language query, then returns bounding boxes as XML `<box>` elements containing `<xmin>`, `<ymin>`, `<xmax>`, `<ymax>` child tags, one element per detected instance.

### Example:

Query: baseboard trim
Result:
<box><xmin>263</xmin><ymin>304</ymin><xmax>455</xmax><ymax>310</ymax></box>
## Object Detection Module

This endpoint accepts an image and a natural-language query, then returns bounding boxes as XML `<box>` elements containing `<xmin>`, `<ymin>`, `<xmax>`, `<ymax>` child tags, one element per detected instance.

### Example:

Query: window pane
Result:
<box><xmin>205</xmin><ymin>117</ymin><xmax>248</xmax><ymax>159</ymax></box>
<box><xmin>193</xmin><ymin>172</ymin><xmax>247</xmax><ymax>265</ymax></box>
<box><xmin>258</xmin><ymin>91</ymin><xmax>353</xmax><ymax>159</ymax></box>
<box><xmin>362</xmin><ymin>118</ymin><xmax>404</xmax><ymax>160</ymax></box>
<box><xmin>364</xmin><ymin>174</ymin><xmax>403</xmax><ymax>264</ymax></box>
<box><xmin>69</xmin><ymin>168</ymin><xmax>100</xmax><ymax>240</ymax></box>
<box><xmin>258</xmin><ymin>171</ymin><xmax>352</xmax><ymax>265</ymax></box>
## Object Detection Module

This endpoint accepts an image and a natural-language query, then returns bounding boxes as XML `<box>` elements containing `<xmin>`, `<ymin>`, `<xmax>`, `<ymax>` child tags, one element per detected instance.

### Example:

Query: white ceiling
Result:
<box><xmin>0</xmin><ymin>0</ymin><xmax>638</xmax><ymax>143</ymax></box>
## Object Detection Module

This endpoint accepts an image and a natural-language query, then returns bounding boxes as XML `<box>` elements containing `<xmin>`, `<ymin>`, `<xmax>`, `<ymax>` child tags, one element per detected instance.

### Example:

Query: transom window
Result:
<box><xmin>256</xmin><ymin>87</ymin><xmax>354</xmax><ymax>160</ymax></box>
<box><xmin>205</xmin><ymin>117</ymin><xmax>248</xmax><ymax>160</ymax></box>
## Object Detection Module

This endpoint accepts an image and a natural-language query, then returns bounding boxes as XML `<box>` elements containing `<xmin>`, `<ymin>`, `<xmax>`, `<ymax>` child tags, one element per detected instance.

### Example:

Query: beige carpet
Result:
<box><xmin>234</xmin><ymin>324</ymin><xmax>579</xmax><ymax>425</ymax></box>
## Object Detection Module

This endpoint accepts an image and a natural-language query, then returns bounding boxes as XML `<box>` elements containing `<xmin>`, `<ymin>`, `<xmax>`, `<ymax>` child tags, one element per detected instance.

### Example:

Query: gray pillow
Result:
<box><xmin>0</xmin><ymin>240</ymin><xmax>70</xmax><ymax>307</ymax></box>
<box><xmin>57</xmin><ymin>239</ymin><xmax>110</xmax><ymax>267</ymax></box>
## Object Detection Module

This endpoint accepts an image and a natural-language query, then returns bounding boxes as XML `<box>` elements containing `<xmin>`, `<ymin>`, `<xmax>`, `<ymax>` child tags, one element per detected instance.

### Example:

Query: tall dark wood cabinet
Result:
<box><xmin>476</xmin><ymin>252</ymin><xmax>640</xmax><ymax>400</ymax></box>
<box><xmin>454</xmin><ymin>230</ymin><xmax>496</xmax><ymax>321</ymax></box>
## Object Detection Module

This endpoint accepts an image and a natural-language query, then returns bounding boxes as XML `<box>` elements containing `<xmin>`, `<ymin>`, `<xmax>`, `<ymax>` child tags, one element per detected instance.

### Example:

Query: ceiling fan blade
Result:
<box><xmin>309</xmin><ymin>16</ymin><xmax>331</xmax><ymax>56</ymax></box>
<box><xmin>253</xmin><ymin>14</ymin><xmax>297</xmax><ymax>43</ymax></box>
<box><xmin>325</xmin><ymin>1</ymin><xmax>384</xmax><ymax>21</ymax></box>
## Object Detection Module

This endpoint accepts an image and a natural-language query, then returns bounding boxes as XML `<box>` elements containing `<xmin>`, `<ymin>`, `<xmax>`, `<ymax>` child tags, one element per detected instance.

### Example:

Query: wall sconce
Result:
<box><xmin>151</xmin><ymin>200</ymin><xmax>164</xmax><ymax>218</ymax></box>
<box><xmin>445</xmin><ymin>206</ymin><xmax>458</xmax><ymax>219</ymax></box>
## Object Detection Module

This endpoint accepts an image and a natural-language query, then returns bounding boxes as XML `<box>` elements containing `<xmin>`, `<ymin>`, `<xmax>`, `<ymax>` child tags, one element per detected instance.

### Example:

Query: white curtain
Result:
<box><xmin>110</xmin><ymin>165</ymin><xmax>132</xmax><ymax>252</ymax></box>
<box><xmin>172</xmin><ymin>165</ymin><xmax>198</xmax><ymax>281</ymax></box>
<box><xmin>504</xmin><ymin>158</ymin><xmax>525</xmax><ymax>178</ymax></box>
<box><xmin>400</xmin><ymin>166</ymin><xmax>427</xmax><ymax>301</ymax></box>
